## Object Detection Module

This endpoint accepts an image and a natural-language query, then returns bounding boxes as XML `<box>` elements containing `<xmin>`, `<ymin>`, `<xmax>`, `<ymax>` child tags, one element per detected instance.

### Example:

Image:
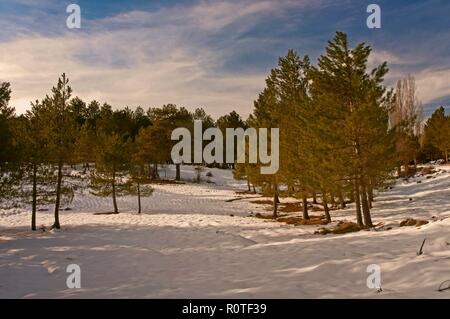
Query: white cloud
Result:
<box><xmin>415</xmin><ymin>68</ymin><xmax>450</xmax><ymax>104</ymax></box>
<box><xmin>3</xmin><ymin>0</ymin><xmax>306</xmax><ymax>117</ymax></box>
<box><xmin>369</xmin><ymin>49</ymin><xmax>450</xmax><ymax>106</ymax></box>
<box><xmin>4</xmin><ymin>0</ymin><xmax>447</xmax><ymax>119</ymax></box>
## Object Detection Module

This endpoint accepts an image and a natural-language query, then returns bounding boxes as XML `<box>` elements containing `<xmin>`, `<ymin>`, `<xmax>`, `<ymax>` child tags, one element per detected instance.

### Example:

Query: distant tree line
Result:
<box><xmin>1</xmin><ymin>32</ymin><xmax>449</xmax><ymax>230</ymax></box>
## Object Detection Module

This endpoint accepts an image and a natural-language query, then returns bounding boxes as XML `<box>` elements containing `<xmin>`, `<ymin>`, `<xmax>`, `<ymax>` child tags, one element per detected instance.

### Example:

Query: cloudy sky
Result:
<box><xmin>0</xmin><ymin>0</ymin><xmax>449</xmax><ymax>118</ymax></box>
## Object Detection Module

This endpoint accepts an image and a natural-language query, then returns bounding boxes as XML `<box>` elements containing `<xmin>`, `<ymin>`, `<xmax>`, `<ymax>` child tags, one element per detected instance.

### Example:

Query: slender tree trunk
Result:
<box><xmin>302</xmin><ymin>192</ymin><xmax>309</xmax><ymax>220</ymax></box>
<box><xmin>252</xmin><ymin>184</ymin><xmax>256</xmax><ymax>194</ymax></box>
<box><xmin>330</xmin><ymin>190</ymin><xmax>336</xmax><ymax>206</ymax></box>
<box><xmin>31</xmin><ymin>164</ymin><xmax>37</xmax><ymax>231</ymax></box>
<box><xmin>137</xmin><ymin>181</ymin><xmax>141</xmax><ymax>214</ymax></box>
<box><xmin>368</xmin><ymin>181</ymin><xmax>374</xmax><ymax>209</ymax></box>
<box><xmin>273</xmin><ymin>184</ymin><xmax>278</xmax><ymax>218</ymax></box>
<box><xmin>322</xmin><ymin>191</ymin><xmax>331</xmax><ymax>223</ymax></box>
<box><xmin>112</xmin><ymin>166</ymin><xmax>118</xmax><ymax>214</ymax></box>
<box><xmin>360</xmin><ymin>180</ymin><xmax>373</xmax><ymax>227</ymax></box>
<box><xmin>175</xmin><ymin>163</ymin><xmax>181</xmax><ymax>181</ymax></box>
<box><xmin>312</xmin><ymin>192</ymin><xmax>317</xmax><ymax>204</ymax></box>
<box><xmin>247</xmin><ymin>177</ymin><xmax>251</xmax><ymax>192</ymax></box>
<box><xmin>338</xmin><ymin>188</ymin><xmax>346</xmax><ymax>209</ymax></box>
<box><xmin>52</xmin><ymin>160</ymin><xmax>63</xmax><ymax>229</ymax></box>
<box><xmin>152</xmin><ymin>163</ymin><xmax>159</xmax><ymax>180</ymax></box>
<box><xmin>397</xmin><ymin>166</ymin><xmax>402</xmax><ymax>177</ymax></box>
<box><xmin>354</xmin><ymin>179</ymin><xmax>363</xmax><ymax>227</ymax></box>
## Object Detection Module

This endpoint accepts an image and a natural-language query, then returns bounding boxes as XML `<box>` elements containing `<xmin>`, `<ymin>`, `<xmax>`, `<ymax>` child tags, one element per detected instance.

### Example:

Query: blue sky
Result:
<box><xmin>0</xmin><ymin>0</ymin><xmax>449</xmax><ymax>118</ymax></box>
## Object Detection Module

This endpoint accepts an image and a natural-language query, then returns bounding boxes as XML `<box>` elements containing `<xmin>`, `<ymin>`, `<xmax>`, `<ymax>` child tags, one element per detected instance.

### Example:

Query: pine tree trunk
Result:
<box><xmin>360</xmin><ymin>180</ymin><xmax>373</xmax><ymax>227</ymax></box>
<box><xmin>137</xmin><ymin>181</ymin><xmax>141</xmax><ymax>214</ymax></box>
<box><xmin>31</xmin><ymin>164</ymin><xmax>37</xmax><ymax>231</ymax></box>
<box><xmin>368</xmin><ymin>183</ymin><xmax>374</xmax><ymax>209</ymax></box>
<box><xmin>112</xmin><ymin>166</ymin><xmax>119</xmax><ymax>214</ymax></box>
<box><xmin>175</xmin><ymin>163</ymin><xmax>181</xmax><ymax>181</ymax></box>
<box><xmin>338</xmin><ymin>188</ymin><xmax>346</xmax><ymax>209</ymax></box>
<box><xmin>247</xmin><ymin>177</ymin><xmax>251</xmax><ymax>192</ymax></box>
<box><xmin>153</xmin><ymin>163</ymin><xmax>159</xmax><ymax>179</ymax></box>
<box><xmin>354</xmin><ymin>179</ymin><xmax>363</xmax><ymax>226</ymax></box>
<box><xmin>312</xmin><ymin>192</ymin><xmax>317</xmax><ymax>204</ymax></box>
<box><xmin>322</xmin><ymin>191</ymin><xmax>331</xmax><ymax>223</ymax></box>
<box><xmin>302</xmin><ymin>192</ymin><xmax>309</xmax><ymax>220</ymax></box>
<box><xmin>330</xmin><ymin>190</ymin><xmax>336</xmax><ymax>206</ymax></box>
<box><xmin>273</xmin><ymin>184</ymin><xmax>278</xmax><ymax>218</ymax></box>
<box><xmin>52</xmin><ymin>160</ymin><xmax>63</xmax><ymax>229</ymax></box>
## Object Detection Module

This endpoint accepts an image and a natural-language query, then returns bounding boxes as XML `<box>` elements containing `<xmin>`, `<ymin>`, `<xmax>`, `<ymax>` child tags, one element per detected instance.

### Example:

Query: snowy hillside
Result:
<box><xmin>1</xmin><ymin>165</ymin><xmax>450</xmax><ymax>298</ymax></box>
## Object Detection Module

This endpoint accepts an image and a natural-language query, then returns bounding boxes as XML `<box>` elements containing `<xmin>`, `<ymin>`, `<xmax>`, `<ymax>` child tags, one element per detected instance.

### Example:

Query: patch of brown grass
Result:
<box><xmin>277</xmin><ymin>215</ymin><xmax>329</xmax><ymax>226</ymax></box>
<box><xmin>315</xmin><ymin>222</ymin><xmax>364</xmax><ymax>235</ymax></box>
<box><xmin>251</xmin><ymin>200</ymin><xmax>274</xmax><ymax>205</ymax></box>
<box><xmin>253</xmin><ymin>213</ymin><xmax>329</xmax><ymax>226</ymax></box>
<box><xmin>399</xmin><ymin>218</ymin><xmax>429</xmax><ymax>227</ymax></box>
<box><xmin>278</xmin><ymin>202</ymin><xmax>323</xmax><ymax>213</ymax></box>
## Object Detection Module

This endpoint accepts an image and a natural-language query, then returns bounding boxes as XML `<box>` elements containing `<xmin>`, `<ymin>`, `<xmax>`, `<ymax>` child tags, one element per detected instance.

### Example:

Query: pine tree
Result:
<box><xmin>217</xmin><ymin>110</ymin><xmax>247</xmax><ymax>169</ymax></box>
<box><xmin>90</xmin><ymin>132</ymin><xmax>130</xmax><ymax>214</ymax></box>
<box><xmin>389</xmin><ymin>75</ymin><xmax>423</xmax><ymax>175</ymax></box>
<box><xmin>0</xmin><ymin>81</ymin><xmax>19</xmax><ymax>203</ymax></box>
<box><xmin>424</xmin><ymin>106</ymin><xmax>450</xmax><ymax>163</ymax></box>
<box><xmin>309</xmin><ymin>32</ymin><xmax>394</xmax><ymax>227</ymax></box>
<box><xmin>248</xmin><ymin>70</ymin><xmax>280</xmax><ymax>217</ymax></box>
<box><xmin>38</xmin><ymin>74</ymin><xmax>77</xmax><ymax>229</ymax></box>
<box><xmin>129</xmin><ymin>139</ymin><xmax>154</xmax><ymax>214</ymax></box>
<box><xmin>146</xmin><ymin>104</ymin><xmax>193</xmax><ymax>180</ymax></box>
<box><xmin>0</xmin><ymin>82</ymin><xmax>14</xmax><ymax>168</ymax></box>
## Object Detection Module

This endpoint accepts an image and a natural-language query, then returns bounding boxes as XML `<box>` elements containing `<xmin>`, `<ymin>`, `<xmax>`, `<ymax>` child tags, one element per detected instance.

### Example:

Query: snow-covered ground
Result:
<box><xmin>1</xmin><ymin>165</ymin><xmax>450</xmax><ymax>298</ymax></box>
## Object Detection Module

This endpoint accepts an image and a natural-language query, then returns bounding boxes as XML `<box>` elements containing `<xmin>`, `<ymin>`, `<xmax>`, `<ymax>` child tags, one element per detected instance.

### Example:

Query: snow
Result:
<box><xmin>1</xmin><ymin>165</ymin><xmax>450</xmax><ymax>298</ymax></box>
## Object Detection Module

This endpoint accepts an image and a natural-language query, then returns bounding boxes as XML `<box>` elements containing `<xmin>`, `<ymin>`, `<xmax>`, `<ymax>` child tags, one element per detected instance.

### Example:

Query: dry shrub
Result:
<box><xmin>399</xmin><ymin>218</ymin><xmax>429</xmax><ymax>227</ymax></box>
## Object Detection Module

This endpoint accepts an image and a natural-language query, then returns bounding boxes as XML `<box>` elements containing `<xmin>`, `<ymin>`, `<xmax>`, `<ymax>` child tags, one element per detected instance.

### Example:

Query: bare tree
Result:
<box><xmin>389</xmin><ymin>75</ymin><xmax>423</xmax><ymax>174</ymax></box>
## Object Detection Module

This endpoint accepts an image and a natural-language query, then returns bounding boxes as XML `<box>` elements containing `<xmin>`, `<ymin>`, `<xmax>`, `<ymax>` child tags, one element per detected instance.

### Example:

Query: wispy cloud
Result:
<box><xmin>0</xmin><ymin>0</ymin><xmax>449</xmax><ymax>118</ymax></box>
